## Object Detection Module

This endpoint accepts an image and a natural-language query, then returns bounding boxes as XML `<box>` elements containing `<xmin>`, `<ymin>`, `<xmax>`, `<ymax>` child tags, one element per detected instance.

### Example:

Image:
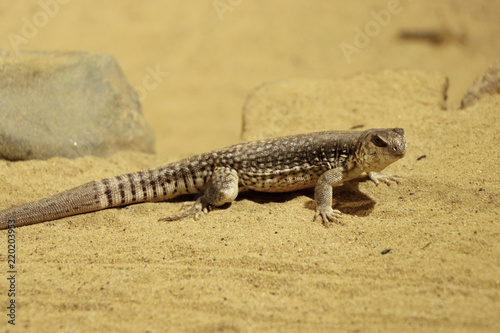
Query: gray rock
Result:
<box><xmin>0</xmin><ymin>51</ymin><xmax>155</xmax><ymax>160</ymax></box>
<box><xmin>459</xmin><ymin>58</ymin><xmax>500</xmax><ymax>109</ymax></box>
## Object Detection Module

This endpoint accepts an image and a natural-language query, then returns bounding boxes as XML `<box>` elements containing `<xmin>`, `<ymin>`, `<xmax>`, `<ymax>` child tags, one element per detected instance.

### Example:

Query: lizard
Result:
<box><xmin>0</xmin><ymin>128</ymin><xmax>406</xmax><ymax>230</ymax></box>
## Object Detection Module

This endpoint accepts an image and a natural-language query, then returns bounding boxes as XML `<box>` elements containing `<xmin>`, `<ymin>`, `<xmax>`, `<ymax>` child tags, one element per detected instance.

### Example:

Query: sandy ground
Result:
<box><xmin>0</xmin><ymin>1</ymin><xmax>499</xmax><ymax>332</ymax></box>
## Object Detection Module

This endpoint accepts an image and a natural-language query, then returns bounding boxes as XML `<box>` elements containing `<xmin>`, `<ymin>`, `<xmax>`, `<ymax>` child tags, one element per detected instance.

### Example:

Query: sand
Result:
<box><xmin>0</xmin><ymin>1</ymin><xmax>499</xmax><ymax>332</ymax></box>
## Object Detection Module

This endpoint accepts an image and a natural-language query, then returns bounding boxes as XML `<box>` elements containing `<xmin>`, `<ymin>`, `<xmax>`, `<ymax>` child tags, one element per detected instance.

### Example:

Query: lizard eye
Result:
<box><xmin>372</xmin><ymin>136</ymin><xmax>388</xmax><ymax>147</ymax></box>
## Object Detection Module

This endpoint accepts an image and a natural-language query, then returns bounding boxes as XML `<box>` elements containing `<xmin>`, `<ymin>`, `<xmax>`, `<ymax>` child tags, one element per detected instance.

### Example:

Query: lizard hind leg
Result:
<box><xmin>158</xmin><ymin>196</ymin><xmax>210</xmax><ymax>221</ymax></box>
<box><xmin>159</xmin><ymin>167</ymin><xmax>239</xmax><ymax>222</ymax></box>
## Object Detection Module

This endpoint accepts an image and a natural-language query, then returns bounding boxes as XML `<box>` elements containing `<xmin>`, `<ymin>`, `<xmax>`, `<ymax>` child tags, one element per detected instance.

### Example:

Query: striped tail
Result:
<box><xmin>0</xmin><ymin>165</ymin><xmax>206</xmax><ymax>230</ymax></box>
<box><xmin>0</xmin><ymin>181</ymin><xmax>106</xmax><ymax>229</ymax></box>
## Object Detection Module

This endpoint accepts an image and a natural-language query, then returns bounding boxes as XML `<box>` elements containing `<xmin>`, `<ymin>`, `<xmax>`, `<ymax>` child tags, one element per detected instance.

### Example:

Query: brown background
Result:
<box><xmin>0</xmin><ymin>1</ymin><xmax>499</xmax><ymax>332</ymax></box>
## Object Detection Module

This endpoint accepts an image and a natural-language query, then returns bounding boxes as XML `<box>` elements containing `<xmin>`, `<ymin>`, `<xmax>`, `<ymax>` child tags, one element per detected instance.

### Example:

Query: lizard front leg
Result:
<box><xmin>159</xmin><ymin>167</ymin><xmax>239</xmax><ymax>221</ymax></box>
<box><xmin>313</xmin><ymin>167</ymin><xmax>344</xmax><ymax>225</ymax></box>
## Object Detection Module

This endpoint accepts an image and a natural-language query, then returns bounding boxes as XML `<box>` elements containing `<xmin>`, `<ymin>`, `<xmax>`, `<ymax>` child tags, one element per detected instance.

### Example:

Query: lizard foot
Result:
<box><xmin>159</xmin><ymin>197</ymin><xmax>211</xmax><ymax>222</ymax></box>
<box><xmin>368</xmin><ymin>172</ymin><xmax>401</xmax><ymax>186</ymax></box>
<box><xmin>313</xmin><ymin>206</ymin><xmax>342</xmax><ymax>226</ymax></box>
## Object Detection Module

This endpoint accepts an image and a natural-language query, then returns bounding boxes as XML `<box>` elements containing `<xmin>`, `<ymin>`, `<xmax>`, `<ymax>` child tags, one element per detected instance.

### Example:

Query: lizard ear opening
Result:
<box><xmin>372</xmin><ymin>135</ymin><xmax>388</xmax><ymax>148</ymax></box>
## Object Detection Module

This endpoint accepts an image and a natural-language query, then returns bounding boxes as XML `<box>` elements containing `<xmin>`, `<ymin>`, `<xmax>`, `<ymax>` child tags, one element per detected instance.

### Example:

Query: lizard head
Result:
<box><xmin>356</xmin><ymin>128</ymin><xmax>407</xmax><ymax>172</ymax></box>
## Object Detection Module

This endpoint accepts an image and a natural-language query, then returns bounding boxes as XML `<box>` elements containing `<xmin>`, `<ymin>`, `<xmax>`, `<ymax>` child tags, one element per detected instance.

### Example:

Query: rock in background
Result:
<box><xmin>241</xmin><ymin>71</ymin><xmax>448</xmax><ymax>141</ymax></box>
<box><xmin>459</xmin><ymin>58</ymin><xmax>500</xmax><ymax>109</ymax></box>
<box><xmin>0</xmin><ymin>51</ymin><xmax>155</xmax><ymax>160</ymax></box>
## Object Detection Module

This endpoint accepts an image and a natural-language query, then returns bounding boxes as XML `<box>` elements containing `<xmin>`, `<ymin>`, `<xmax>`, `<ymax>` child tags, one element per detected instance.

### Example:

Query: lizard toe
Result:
<box><xmin>314</xmin><ymin>206</ymin><xmax>342</xmax><ymax>226</ymax></box>
<box><xmin>159</xmin><ymin>197</ymin><xmax>209</xmax><ymax>222</ymax></box>
<box><xmin>368</xmin><ymin>172</ymin><xmax>402</xmax><ymax>186</ymax></box>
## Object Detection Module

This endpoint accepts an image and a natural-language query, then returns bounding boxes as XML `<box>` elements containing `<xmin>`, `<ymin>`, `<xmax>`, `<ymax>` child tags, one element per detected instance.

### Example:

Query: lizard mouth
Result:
<box><xmin>392</xmin><ymin>128</ymin><xmax>407</xmax><ymax>157</ymax></box>
<box><xmin>394</xmin><ymin>143</ymin><xmax>406</xmax><ymax>157</ymax></box>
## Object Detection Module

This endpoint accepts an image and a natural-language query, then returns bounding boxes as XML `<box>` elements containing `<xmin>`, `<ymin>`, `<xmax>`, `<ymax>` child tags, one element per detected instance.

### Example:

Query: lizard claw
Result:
<box><xmin>368</xmin><ymin>172</ymin><xmax>401</xmax><ymax>186</ymax></box>
<box><xmin>313</xmin><ymin>206</ymin><xmax>342</xmax><ymax>226</ymax></box>
<box><xmin>159</xmin><ymin>197</ymin><xmax>211</xmax><ymax>222</ymax></box>
<box><xmin>192</xmin><ymin>204</ymin><xmax>210</xmax><ymax>221</ymax></box>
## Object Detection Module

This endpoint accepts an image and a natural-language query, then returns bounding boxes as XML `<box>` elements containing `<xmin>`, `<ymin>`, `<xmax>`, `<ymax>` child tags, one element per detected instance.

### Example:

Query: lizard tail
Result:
<box><xmin>0</xmin><ymin>180</ymin><xmax>107</xmax><ymax>229</ymax></box>
<box><xmin>0</xmin><ymin>165</ymin><xmax>205</xmax><ymax>230</ymax></box>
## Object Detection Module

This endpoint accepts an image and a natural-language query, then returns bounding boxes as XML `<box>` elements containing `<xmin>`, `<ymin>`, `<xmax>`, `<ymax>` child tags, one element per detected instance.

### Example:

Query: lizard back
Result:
<box><xmin>211</xmin><ymin>131</ymin><xmax>362</xmax><ymax>192</ymax></box>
